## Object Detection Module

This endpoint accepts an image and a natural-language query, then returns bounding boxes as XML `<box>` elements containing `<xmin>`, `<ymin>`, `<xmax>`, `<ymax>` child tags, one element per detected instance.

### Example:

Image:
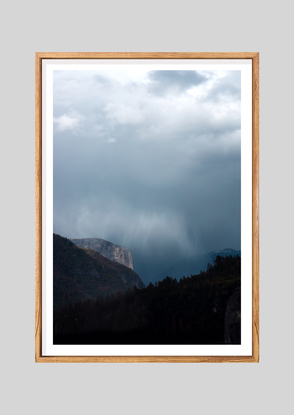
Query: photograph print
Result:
<box><xmin>51</xmin><ymin>61</ymin><xmax>245</xmax><ymax>348</ymax></box>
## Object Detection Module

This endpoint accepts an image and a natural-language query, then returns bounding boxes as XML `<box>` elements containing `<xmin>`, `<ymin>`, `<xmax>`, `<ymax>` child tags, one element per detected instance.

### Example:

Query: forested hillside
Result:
<box><xmin>53</xmin><ymin>234</ymin><xmax>144</xmax><ymax>310</ymax></box>
<box><xmin>54</xmin><ymin>254</ymin><xmax>241</xmax><ymax>345</ymax></box>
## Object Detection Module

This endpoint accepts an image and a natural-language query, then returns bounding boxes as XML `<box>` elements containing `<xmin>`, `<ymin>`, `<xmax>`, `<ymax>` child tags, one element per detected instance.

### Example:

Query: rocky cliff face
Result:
<box><xmin>71</xmin><ymin>238</ymin><xmax>134</xmax><ymax>270</ymax></box>
<box><xmin>54</xmin><ymin>234</ymin><xmax>144</xmax><ymax>310</ymax></box>
<box><xmin>224</xmin><ymin>288</ymin><xmax>241</xmax><ymax>344</ymax></box>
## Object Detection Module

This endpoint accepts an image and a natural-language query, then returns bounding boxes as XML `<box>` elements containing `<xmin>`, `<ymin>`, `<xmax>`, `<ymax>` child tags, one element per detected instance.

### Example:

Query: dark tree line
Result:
<box><xmin>54</xmin><ymin>255</ymin><xmax>241</xmax><ymax>345</ymax></box>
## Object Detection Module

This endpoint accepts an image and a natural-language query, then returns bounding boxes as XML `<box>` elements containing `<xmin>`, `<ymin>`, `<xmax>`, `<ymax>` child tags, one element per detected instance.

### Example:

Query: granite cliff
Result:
<box><xmin>225</xmin><ymin>288</ymin><xmax>241</xmax><ymax>344</ymax></box>
<box><xmin>71</xmin><ymin>238</ymin><xmax>134</xmax><ymax>270</ymax></box>
<box><xmin>54</xmin><ymin>234</ymin><xmax>144</xmax><ymax>310</ymax></box>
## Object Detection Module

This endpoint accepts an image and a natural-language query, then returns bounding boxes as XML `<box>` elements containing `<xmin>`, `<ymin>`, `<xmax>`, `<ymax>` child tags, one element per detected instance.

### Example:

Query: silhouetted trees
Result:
<box><xmin>54</xmin><ymin>255</ymin><xmax>241</xmax><ymax>345</ymax></box>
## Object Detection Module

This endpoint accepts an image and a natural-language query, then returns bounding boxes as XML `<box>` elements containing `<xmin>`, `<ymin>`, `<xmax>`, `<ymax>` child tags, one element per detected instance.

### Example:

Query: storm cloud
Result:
<box><xmin>147</xmin><ymin>70</ymin><xmax>208</xmax><ymax>95</ymax></box>
<box><xmin>53</xmin><ymin>69</ymin><xmax>241</xmax><ymax>283</ymax></box>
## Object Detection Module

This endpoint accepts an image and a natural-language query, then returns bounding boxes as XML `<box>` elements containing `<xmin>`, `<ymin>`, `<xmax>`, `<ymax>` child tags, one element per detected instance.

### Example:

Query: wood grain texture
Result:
<box><xmin>35</xmin><ymin>52</ymin><xmax>259</xmax><ymax>363</ymax></box>
<box><xmin>35</xmin><ymin>52</ymin><xmax>258</xmax><ymax>60</ymax></box>
<box><xmin>252</xmin><ymin>53</ymin><xmax>260</xmax><ymax>363</ymax></box>
<box><xmin>35</xmin><ymin>53</ymin><xmax>42</xmax><ymax>362</ymax></box>
<box><xmin>36</xmin><ymin>355</ymin><xmax>258</xmax><ymax>363</ymax></box>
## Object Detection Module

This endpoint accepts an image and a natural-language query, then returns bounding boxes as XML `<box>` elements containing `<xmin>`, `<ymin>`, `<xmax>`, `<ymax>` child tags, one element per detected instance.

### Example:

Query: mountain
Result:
<box><xmin>53</xmin><ymin>234</ymin><xmax>145</xmax><ymax>310</ymax></box>
<box><xmin>154</xmin><ymin>248</ymin><xmax>241</xmax><ymax>282</ymax></box>
<box><xmin>71</xmin><ymin>237</ymin><xmax>133</xmax><ymax>270</ymax></box>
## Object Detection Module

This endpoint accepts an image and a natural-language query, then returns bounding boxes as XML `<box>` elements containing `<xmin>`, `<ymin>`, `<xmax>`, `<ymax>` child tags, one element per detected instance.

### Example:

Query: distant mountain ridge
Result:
<box><xmin>54</xmin><ymin>234</ymin><xmax>144</xmax><ymax>310</ymax></box>
<box><xmin>71</xmin><ymin>237</ymin><xmax>133</xmax><ymax>270</ymax></box>
<box><xmin>155</xmin><ymin>248</ymin><xmax>241</xmax><ymax>282</ymax></box>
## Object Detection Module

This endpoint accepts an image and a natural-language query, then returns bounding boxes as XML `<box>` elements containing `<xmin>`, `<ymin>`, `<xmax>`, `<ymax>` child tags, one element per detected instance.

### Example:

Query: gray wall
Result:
<box><xmin>2</xmin><ymin>1</ymin><xmax>292</xmax><ymax>414</ymax></box>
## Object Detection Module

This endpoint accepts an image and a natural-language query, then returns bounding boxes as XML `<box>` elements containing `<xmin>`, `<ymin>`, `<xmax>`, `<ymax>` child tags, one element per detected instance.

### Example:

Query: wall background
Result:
<box><xmin>1</xmin><ymin>1</ymin><xmax>293</xmax><ymax>414</ymax></box>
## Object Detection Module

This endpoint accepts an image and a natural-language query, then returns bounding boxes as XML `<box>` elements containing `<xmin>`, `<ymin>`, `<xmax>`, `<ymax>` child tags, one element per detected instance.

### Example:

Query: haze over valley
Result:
<box><xmin>53</xmin><ymin>68</ymin><xmax>241</xmax><ymax>285</ymax></box>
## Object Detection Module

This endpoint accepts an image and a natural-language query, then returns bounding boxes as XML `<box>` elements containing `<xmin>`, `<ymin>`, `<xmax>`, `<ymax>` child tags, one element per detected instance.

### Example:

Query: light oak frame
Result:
<box><xmin>35</xmin><ymin>52</ymin><xmax>259</xmax><ymax>363</ymax></box>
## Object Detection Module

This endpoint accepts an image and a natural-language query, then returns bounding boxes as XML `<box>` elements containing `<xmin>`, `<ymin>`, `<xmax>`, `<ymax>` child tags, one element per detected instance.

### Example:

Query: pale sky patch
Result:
<box><xmin>103</xmin><ymin>103</ymin><xmax>145</xmax><ymax>125</ymax></box>
<box><xmin>53</xmin><ymin>112</ymin><xmax>83</xmax><ymax>131</ymax></box>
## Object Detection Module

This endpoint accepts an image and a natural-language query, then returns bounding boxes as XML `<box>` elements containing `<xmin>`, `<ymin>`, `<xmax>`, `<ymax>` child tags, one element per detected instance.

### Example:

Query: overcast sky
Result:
<box><xmin>53</xmin><ymin>68</ymin><xmax>241</xmax><ymax>283</ymax></box>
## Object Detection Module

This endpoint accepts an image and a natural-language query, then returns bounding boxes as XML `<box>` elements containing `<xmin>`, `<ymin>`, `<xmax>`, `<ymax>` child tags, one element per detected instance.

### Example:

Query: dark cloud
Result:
<box><xmin>53</xmin><ymin>69</ymin><xmax>241</xmax><ymax>284</ymax></box>
<box><xmin>205</xmin><ymin>71</ymin><xmax>241</xmax><ymax>103</ymax></box>
<box><xmin>147</xmin><ymin>70</ymin><xmax>207</xmax><ymax>96</ymax></box>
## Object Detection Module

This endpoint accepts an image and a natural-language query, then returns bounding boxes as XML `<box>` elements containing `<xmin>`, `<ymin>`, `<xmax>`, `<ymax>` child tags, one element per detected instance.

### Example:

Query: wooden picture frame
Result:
<box><xmin>35</xmin><ymin>52</ymin><xmax>259</xmax><ymax>363</ymax></box>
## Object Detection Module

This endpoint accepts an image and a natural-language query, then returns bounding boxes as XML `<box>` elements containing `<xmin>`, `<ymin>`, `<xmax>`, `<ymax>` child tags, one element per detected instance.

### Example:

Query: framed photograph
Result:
<box><xmin>35</xmin><ymin>52</ymin><xmax>259</xmax><ymax>362</ymax></box>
